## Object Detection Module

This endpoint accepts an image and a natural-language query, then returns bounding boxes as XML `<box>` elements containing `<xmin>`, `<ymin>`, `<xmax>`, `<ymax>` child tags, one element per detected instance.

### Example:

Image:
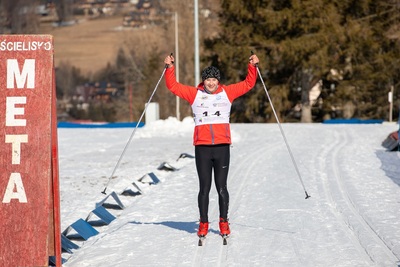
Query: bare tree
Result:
<box><xmin>54</xmin><ymin>0</ymin><xmax>74</xmax><ymax>25</ymax></box>
<box><xmin>0</xmin><ymin>0</ymin><xmax>40</xmax><ymax>33</ymax></box>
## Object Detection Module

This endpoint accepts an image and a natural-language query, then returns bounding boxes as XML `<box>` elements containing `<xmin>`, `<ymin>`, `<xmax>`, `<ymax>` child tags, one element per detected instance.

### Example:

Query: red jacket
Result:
<box><xmin>165</xmin><ymin>64</ymin><xmax>257</xmax><ymax>145</ymax></box>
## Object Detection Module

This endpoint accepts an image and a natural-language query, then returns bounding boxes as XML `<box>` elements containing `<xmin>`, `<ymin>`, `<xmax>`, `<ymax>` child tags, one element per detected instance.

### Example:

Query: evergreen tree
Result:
<box><xmin>205</xmin><ymin>0</ymin><xmax>400</xmax><ymax>122</ymax></box>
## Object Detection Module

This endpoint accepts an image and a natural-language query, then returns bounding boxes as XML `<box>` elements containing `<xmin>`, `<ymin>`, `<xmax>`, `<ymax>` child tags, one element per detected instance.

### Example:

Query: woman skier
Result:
<box><xmin>163</xmin><ymin>53</ymin><xmax>259</xmax><ymax>242</ymax></box>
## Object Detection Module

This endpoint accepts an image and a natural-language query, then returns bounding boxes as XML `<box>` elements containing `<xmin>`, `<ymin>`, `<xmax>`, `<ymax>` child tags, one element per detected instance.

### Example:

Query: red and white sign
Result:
<box><xmin>0</xmin><ymin>35</ymin><xmax>60</xmax><ymax>266</ymax></box>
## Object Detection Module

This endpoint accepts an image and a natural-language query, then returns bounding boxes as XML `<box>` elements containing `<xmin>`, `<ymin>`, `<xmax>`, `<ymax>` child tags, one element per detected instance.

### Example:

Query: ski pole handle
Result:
<box><xmin>165</xmin><ymin>53</ymin><xmax>174</xmax><ymax>68</ymax></box>
<box><xmin>250</xmin><ymin>50</ymin><xmax>258</xmax><ymax>67</ymax></box>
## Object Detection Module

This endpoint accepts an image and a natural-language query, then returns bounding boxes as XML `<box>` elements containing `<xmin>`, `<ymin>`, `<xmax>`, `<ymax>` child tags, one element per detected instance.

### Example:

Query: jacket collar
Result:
<box><xmin>198</xmin><ymin>83</ymin><xmax>223</xmax><ymax>94</ymax></box>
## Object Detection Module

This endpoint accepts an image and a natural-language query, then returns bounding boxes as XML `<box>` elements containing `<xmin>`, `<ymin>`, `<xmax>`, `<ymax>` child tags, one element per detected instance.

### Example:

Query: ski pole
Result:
<box><xmin>251</xmin><ymin>51</ymin><xmax>311</xmax><ymax>199</ymax></box>
<box><xmin>101</xmin><ymin>53</ymin><xmax>173</xmax><ymax>195</ymax></box>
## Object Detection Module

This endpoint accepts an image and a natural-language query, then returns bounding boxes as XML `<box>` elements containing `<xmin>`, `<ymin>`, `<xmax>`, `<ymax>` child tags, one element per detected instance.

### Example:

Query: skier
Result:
<box><xmin>163</xmin><ymin>53</ymin><xmax>259</xmax><ymax>243</ymax></box>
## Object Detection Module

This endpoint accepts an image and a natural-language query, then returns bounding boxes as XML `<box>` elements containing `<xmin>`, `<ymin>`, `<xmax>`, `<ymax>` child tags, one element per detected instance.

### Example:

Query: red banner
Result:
<box><xmin>0</xmin><ymin>35</ymin><xmax>59</xmax><ymax>266</ymax></box>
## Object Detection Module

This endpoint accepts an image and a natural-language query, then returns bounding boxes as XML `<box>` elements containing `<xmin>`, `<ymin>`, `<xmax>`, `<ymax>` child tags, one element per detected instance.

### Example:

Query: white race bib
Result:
<box><xmin>191</xmin><ymin>89</ymin><xmax>231</xmax><ymax>126</ymax></box>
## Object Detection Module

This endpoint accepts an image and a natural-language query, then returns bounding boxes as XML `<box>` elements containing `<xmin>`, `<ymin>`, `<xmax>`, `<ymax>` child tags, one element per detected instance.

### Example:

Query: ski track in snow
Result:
<box><xmin>58</xmin><ymin>121</ymin><xmax>400</xmax><ymax>267</ymax></box>
<box><xmin>319</xmin><ymin>128</ymin><xmax>398</xmax><ymax>265</ymax></box>
<box><xmin>191</xmin><ymin>129</ymin><xmax>283</xmax><ymax>266</ymax></box>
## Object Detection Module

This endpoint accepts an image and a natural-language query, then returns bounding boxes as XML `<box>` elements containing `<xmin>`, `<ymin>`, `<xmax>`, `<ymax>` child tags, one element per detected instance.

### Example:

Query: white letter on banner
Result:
<box><xmin>6</xmin><ymin>59</ymin><xmax>35</xmax><ymax>89</ymax></box>
<box><xmin>5</xmin><ymin>134</ymin><xmax>28</xmax><ymax>164</ymax></box>
<box><xmin>2</xmin><ymin>173</ymin><xmax>28</xmax><ymax>203</ymax></box>
<box><xmin>6</xmin><ymin>96</ymin><xmax>26</xmax><ymax>126</ymax></box>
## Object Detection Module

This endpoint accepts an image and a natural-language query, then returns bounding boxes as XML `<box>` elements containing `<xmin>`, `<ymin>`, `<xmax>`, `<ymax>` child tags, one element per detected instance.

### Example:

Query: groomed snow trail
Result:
<box><xmin>59</xmin><ymin>123</ymin><xmax>400</xmax><ymax>267</ymax></box>
<box><xmin>318</xmin><ymin>127</ymin><xmax>398</xmax><ymax>265</ymax></box>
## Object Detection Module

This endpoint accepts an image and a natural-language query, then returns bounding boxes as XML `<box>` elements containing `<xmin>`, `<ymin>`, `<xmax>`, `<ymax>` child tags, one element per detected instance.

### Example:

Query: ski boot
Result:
<box><xmin>219</xmin><ymin>218</ymin><xmax>230</xmax><ymax>245</ymax></box>
<box><xmin>197</xmin><ymin>221</ymin><xmax>209</xmax><ymax>246</ymax></box>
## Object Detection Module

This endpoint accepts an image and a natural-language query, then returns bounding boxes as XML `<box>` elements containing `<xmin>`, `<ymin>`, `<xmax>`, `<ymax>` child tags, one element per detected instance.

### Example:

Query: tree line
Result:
<box><xmin>204</xmin><ymin>0</ymin><xmax>400</xmax><ymax>122</ymax></box>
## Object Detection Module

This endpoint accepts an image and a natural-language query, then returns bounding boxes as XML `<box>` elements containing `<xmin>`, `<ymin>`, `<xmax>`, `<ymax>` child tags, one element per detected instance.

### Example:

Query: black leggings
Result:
<box><xmin>195</xmin><ymin>144</ymin><xmax>230</xmax><ymax>222</ymax></box>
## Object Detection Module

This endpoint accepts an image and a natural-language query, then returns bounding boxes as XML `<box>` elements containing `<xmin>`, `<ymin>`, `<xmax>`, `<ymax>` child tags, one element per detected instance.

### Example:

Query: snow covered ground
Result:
<box><xmin>57</xmin><ymin>117</ymin><xmax>400</xmax><ymax>267</ymax></box>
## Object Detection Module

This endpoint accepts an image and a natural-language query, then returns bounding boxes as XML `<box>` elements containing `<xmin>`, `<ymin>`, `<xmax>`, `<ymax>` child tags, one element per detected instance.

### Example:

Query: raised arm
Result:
<box><xmin>163</xmin><ymin>54</ymin><xmax>197</xmax><ymax>104</ymax></box>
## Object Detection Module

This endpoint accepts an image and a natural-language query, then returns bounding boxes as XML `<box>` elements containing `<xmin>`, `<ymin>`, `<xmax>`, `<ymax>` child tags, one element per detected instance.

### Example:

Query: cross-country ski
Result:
<box><xmin>222</xmin><ymin>235</ymin><xmax>228</xmax><ymax>245</ymax></box>
<box><xmin>198</xmin><ymin>236</ymin><xmax>206</xmax><ymax>246</ymax></box>
<box><xmin>197</xmin><ymin>235</ymin><xmax>228</xmax><ymax>246</ymax></box>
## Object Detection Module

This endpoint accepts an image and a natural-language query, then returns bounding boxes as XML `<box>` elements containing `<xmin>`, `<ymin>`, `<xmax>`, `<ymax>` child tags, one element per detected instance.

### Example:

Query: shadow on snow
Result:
<box><xmin>128</xmin><ymin>220</ymin><xmax>219</xmax><ymax>235</ymax></box>
<box><xmin>376</xmin><ymin>150</ymin><xmax>400</xmax><ymax>187</ymax></box>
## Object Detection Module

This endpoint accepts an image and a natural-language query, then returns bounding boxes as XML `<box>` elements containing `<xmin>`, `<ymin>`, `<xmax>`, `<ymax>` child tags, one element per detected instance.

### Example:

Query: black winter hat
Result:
<box><xmin>201</xmin><ymin>66</ymin><xmax>221</xmax><ymax>82</ymax></box>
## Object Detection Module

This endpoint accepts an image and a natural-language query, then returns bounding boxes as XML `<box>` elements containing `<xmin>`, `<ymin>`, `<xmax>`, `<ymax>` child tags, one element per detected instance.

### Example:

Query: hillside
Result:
<box><xmin>37</xmin><ymin>1</ymin><xmax>220</xmax><ymax>79</ymax></box>
<box><xmin>39</xmin><ymin>15</ymin><xmax>162</xmax><ymax>74</ymax></box>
